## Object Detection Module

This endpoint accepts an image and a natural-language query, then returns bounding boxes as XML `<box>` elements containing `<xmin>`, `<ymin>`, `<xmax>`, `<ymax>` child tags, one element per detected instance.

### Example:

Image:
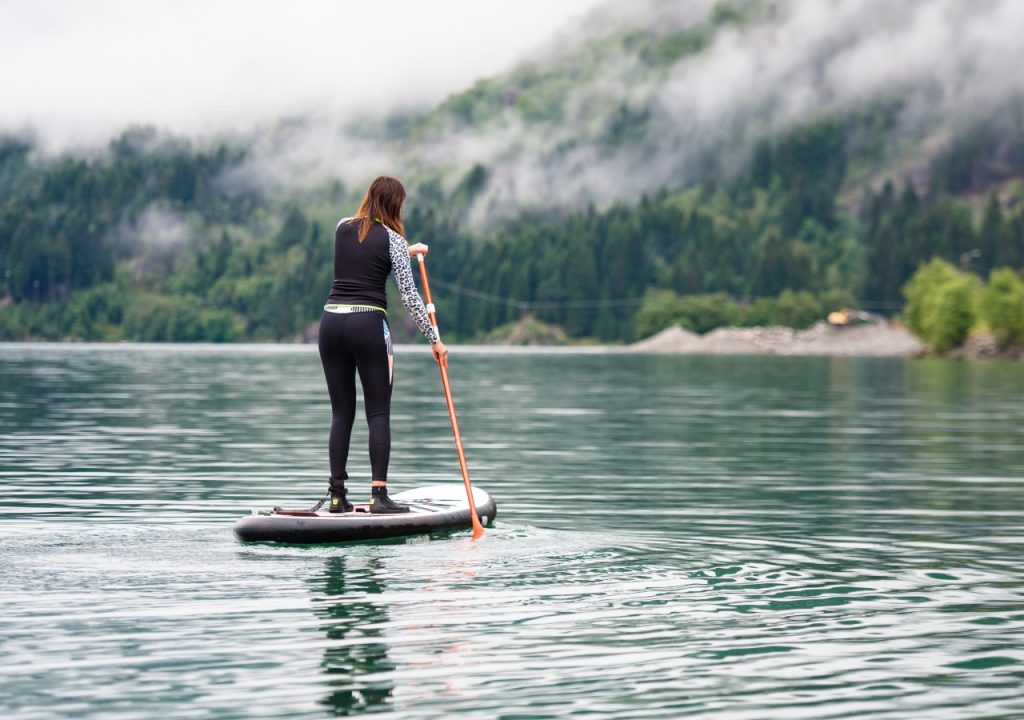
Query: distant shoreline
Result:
<box><xmin>3</xmin><ymin>327</ymin><xmax>1020</xmax><ymax>359</ymax></box>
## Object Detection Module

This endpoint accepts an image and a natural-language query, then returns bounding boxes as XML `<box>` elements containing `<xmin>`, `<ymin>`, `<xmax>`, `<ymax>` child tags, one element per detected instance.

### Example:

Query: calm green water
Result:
<box><xmin>1</xmin><ymin>344</ymin><xmax>1023</xmax><ymax>719</ymax></box>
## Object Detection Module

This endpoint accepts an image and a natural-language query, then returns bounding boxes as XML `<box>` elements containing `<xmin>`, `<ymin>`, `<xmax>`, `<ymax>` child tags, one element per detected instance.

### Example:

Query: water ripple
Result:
<box><xmin>1</xmin><ymin>345</ymin><xmax>1022</xmax><ymax>719</ymax></box>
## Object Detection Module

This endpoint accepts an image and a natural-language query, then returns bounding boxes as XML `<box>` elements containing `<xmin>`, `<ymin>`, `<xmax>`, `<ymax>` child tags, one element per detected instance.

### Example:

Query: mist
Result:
<box><xmin>0</xmin><ymin>0</ymin><xmax>602</xmax><ymax>150</ymax></box>
<box><xmin>5</xmin><ymin>0</ymin><xmax>1024</xmax><ymax>225</ymax></box>
<box><xmin>432</xmin><ymin>0</ymin><xmax>1024</xmax><ymax>222</ymax></box>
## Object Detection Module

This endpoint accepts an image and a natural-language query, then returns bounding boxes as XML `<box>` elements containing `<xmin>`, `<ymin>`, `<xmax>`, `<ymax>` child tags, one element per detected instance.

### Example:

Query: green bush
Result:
<box><xmin>635</xmin><ymin>290</ymin><xmax>743</xmax><ymax>337</ymax></box>
<box><xmin>635</xmin><ymin>289</ymin><xmax>834</xmax><ymax>338</ymax></box>
<box><xmin>903</xmin><ymin>258</ymin><xmax>957</xmax><ymax>337</ymax></box>
<box><xmin>635</xmin><ymin>289</ymin><xmax>687</xmax><ymax>339</ymax></box>
<box><xmin>121</xmin><ymin>293</ymin><xmax>219</xmax><ymax>342</ymax></box>
<box><xmin>200</xmin><ymin>309</ymin><xmax>243</xmax><ymax>342</ymax></box>
<box><xmin>981</xmin><ymin>268</ymin><xmax>1024</xmax><ymax>348</ymax></box>
<box><xmin>902</xmin><ymin>258</ymin><xmax>978</xmax><ymax>350</ymax></box>
<box><xmin>776</xmin><ymin>290</ymin><xmax>825</xmax><ymax>329</ymax></box>
<box><xmin>931</xmin><ymin>277</ymin><xmax>977</xmax><ymax>351</ymax></box>
<box><xmin>64</xmin><ymin>283</ymin><xmax>126</xmax><ymax>339</ymax></box>
<box><xmin>0</xmin><ymin>304</ymin><xmax>25</xmax><ymax>340</ymax></box>
<box><xmin>675</xmin><ymin>293</ymin><xmax>742</xmax><ymax>334</ymax></box>
<box><xmin>742</xmin><ymin>290</ymin><xmax>824</xmax><ymax>329</ymax></box>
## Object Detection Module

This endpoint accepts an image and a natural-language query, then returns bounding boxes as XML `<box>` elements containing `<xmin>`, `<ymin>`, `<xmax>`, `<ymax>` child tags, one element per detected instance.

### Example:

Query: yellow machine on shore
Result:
<box><xmin>827</xmin><ymin>308</ymin><xmax>884</xmax><ymax>327</ymax></box>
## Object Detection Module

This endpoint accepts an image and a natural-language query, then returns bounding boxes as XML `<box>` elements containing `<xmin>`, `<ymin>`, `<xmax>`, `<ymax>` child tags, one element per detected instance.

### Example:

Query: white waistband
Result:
<box><xmin>323</xmin><ymin>304</ymin><xmax>386</xmax><ymax>315</ymax></box>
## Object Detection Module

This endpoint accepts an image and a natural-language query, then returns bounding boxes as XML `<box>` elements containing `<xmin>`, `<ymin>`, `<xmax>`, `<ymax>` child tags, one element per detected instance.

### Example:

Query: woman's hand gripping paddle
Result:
<box><xmin>415</xmin><ymin>253</ymin><xmax>485</xmax><ymax>539</ymax></box>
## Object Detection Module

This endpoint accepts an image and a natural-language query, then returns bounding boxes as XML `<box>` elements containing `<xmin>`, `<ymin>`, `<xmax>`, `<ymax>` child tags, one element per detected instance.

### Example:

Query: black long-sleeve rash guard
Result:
<box><xmin>327</xmin><ymin>218</ymin><xmax>439</xmax><ymax>344</ymax></box>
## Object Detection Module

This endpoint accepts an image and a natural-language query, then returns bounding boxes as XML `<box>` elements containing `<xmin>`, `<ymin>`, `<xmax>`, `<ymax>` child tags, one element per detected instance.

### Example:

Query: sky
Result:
<box><xmin>0</xmin><ymin>0</ymin><xmax>603</xmax><ymax>149</ymax></box>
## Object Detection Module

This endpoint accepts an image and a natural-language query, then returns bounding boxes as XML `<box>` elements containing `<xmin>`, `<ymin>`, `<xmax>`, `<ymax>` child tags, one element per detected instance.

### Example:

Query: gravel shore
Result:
<box><xmin>629</xmin><ymin>321</ymin><xmax>923</xmax><ymax>357</ymax></box>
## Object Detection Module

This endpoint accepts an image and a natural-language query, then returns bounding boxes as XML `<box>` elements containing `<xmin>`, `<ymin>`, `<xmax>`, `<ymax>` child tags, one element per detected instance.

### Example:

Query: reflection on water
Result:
<box><xmin>0</xmin><ymin>344</ymin><xmax>1022</xmax><ymax>719</ymax></box>
<box><xmin>312</xmin><ymin>556</ymin><xmax>394</xmax><ymax>715</ymax></box>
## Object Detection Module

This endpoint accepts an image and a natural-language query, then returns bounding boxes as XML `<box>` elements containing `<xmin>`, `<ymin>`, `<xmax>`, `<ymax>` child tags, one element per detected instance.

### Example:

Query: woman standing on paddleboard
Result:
<box><xmin>319</xmin><ymin>176</ymin><xmax>448</xmax><ymax>514</ymax></box>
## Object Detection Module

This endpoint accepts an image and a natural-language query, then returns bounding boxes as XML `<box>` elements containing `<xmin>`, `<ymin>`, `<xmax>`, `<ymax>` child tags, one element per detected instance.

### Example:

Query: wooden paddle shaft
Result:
<box><xmin>416</xmin><ymin>253</ymin><xmax>485</xmax><ymax>539</ymax></box>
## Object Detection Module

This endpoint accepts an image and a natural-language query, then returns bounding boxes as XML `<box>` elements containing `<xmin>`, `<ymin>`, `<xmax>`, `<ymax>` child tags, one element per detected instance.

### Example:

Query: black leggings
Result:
<box><xmin>318</xmin><ymin>310</ymin><xmax>394</xmax><ymax>481</ymax></box>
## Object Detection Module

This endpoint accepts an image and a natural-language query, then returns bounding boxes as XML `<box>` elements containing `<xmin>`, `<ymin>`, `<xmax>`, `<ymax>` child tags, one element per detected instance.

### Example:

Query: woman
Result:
<box><xmin>318</xmin><ymin>176</ymin><xmax>448</xmax><ymax>514</ymax></box>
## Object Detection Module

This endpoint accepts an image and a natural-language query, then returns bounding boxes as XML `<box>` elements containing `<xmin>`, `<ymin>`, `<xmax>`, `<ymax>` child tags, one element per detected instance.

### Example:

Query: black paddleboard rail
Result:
<box><xmin>233</xmin><ymin>486</ymin><xmax>496</xmax><ymax>544</ymax></box>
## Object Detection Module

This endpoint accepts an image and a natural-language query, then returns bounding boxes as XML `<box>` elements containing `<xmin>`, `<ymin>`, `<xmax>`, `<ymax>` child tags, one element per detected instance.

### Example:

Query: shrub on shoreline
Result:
<box><xmin>903</xmin><ymin>258</ymin><xmax>1024</xmax><ymax>352</ymax></box>
<box><xmin>902</xmin><ymin>259</ymin><xmax>978</xmax><ymax>351</ymax></box>
<box><xmin>633</xmin><ymin>288</ymin><xmax>857</xmax><ymax>338</ymax></box>
<box><xmin>980</xmin><ymin>268</ymin><xmax>1024</xmax><ymax>348</ymax></box>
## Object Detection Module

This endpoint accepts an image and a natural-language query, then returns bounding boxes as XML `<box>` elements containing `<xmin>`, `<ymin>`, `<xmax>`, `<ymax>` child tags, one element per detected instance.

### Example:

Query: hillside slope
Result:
<box><xmin>382</xmin><ymin>0</ymin><xmax>1024</xmax><ymax>222</ymax></box>
<box><xmin>2</xmin><ymin>0</ymin><xmax>1024</xmax><ymax>343</ymax></box>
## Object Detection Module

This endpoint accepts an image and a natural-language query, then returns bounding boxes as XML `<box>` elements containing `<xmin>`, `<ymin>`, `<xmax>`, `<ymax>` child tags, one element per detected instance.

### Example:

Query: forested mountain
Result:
<box><xmin>2</xmin><ymin>0</ymin><xmax>1024</xmax><ymax>342</ymax></box>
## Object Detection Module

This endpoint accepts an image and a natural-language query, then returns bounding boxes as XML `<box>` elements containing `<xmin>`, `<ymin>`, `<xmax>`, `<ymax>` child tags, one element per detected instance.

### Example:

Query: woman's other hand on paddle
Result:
<box><xmin>432</xmin><ymin>340</ymin><xmax>448</xmax><ymax>368</ymax></box>
<box><xmin>408</xmin><ymin>243</ymin><xmax>429</xmax><ymax>257</ymax></box>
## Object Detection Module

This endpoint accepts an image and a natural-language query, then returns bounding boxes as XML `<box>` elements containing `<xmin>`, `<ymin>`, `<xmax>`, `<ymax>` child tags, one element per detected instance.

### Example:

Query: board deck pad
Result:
<box><xmin>233</xmin><ymin>484</ymin><xmax>496</xmax><ymax>544</ymax></box>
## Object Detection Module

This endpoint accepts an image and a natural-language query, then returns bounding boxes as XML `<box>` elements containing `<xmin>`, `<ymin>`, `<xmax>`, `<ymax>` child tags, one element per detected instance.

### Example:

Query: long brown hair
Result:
<box><xmin>351</xmin><ymin>175</ymin><xmax>406</xmax><ymax>242</ymax></box>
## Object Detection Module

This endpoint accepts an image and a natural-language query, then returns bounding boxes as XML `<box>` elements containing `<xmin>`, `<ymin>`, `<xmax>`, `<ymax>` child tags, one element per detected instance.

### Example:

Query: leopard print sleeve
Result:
<box><xmin>385</xmin><ymin>227</ymin><xmax>440</xmax><ymax>344</ymax></box>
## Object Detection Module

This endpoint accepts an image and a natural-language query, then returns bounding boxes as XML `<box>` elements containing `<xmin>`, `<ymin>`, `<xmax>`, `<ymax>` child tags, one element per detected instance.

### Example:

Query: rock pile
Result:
<box><xmin>630</xmin><ymin>321</ymin><xmax>923</xmax><ymax>357</ymax></box>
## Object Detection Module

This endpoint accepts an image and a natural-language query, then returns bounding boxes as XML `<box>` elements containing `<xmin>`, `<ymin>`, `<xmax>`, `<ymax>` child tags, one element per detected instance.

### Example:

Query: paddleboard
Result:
<box><xmin>233</xmin><ymin>484</ymin><xmax>496</xmax><ymax>544</ymax></box>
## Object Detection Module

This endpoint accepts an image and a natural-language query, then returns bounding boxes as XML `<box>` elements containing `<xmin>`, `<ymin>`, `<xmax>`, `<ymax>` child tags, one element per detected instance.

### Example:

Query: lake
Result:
<box><xmin>1</xmin><ymin>343</ymin><xmax>1023</xmax><ymax>719</ymax></box>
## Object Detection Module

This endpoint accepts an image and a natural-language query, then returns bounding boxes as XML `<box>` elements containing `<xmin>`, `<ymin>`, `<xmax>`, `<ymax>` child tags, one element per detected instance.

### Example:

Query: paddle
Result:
<box><xmin>415</xmin><ymin>253</ymin><xmax>485</xmax><ymax>539</ymax></box>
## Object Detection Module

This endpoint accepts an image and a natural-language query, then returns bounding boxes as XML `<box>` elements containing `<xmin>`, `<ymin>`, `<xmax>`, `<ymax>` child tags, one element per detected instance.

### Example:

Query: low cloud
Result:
<box><xmin>227</xmin><ymin>0</ymin><xmax>1024</xmax><ymax>225</ymax></box>
<box><xmin>125</xmin><ymin>204</ymin><xmax>192</xmax><ymax>252</ymax></box>
<box><xmin>440</xmin><ymin>0</ymin><xmax>1024</xmax><ymax>221</ymax></box>
<box><xmin>0</xmin><ymin>0</ymin><xmax>602</xmax><ymax>151</ymax></box>
<box><xmin>6</xmin><ymin>0</ymin><xmax>1023</xmax><ymax>225</ymax></box>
